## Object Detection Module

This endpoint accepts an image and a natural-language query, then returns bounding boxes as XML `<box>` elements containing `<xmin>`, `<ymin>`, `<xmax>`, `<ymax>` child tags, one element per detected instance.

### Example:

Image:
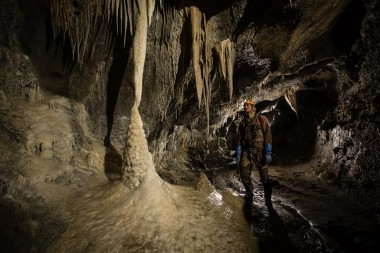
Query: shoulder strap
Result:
<box><xmin>257</xmin><ymin>114</ymin><xmax>268</xmax><ymax>136</ymax></box>
<box><xmin>258</xmin><ymin>114</ymin><xmax>264</xmax><ymax>128</ymax></box>
<box><xmin>253</xmin><ymin>114</ymin><xmax>262</xmax><ymax>128</ymax></box>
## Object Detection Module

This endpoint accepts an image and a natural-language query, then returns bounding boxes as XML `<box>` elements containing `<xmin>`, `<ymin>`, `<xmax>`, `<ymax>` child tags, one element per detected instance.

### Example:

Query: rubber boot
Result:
<box><xmin>240</xmin><ymin>165</ymin><xmax>253</xmax><ymax>199</ymax></box>
<box><xmin>259</xmin><ymin>167</ymin><xmax>272</xmax><ymax>208</ymax></box>
<box><xmin>263</xmin><ymin>181</ymin><xmax>272</xmax><ymax>208</ymax></box>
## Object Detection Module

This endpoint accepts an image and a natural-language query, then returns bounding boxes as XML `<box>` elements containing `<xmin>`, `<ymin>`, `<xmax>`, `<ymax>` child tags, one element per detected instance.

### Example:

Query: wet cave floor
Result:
<box><xmin>1</xmin><ymin>97</ymin><xmax>380</xmax><ymax>253</ymax></box>
<box><xmin>203</xmin><ymin>159</ymin><xmax>380</xmax><ymax>253</ymax></box>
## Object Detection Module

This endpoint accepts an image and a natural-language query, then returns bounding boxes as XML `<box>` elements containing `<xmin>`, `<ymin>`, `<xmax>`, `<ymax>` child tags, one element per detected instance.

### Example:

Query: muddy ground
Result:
<box><xmin>204</xmin><ymin>158</ymin><xmax>380</xmax><ymax>253</ymax></box>
<box><xmin>1</xmin><ymin>97</ymin><xmax>380</xmax><ymax>253</ymax></box>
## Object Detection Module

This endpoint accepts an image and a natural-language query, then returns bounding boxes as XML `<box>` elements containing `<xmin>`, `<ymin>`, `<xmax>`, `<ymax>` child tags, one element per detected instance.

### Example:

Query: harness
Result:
<box><xmin>240</xmin><ymin>114</ymin><xmax>264</xmax><ymax>149</ymax></box>
<box><xmin>249</xmin><ymin>148</ymin><xmax>261</xmax><ymax>170</ymax></box>
<box><xmin>240</xmin><ymin>114</ymin><xmax>265</xmax><ymax>170</ymax></box>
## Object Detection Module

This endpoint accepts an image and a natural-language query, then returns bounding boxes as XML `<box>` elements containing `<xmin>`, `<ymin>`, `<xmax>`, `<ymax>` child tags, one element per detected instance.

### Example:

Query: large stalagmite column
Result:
<box><xmin>122</xmin><ymin>0</ymin><xmax>156</xmax><ymax>189</ymax></box>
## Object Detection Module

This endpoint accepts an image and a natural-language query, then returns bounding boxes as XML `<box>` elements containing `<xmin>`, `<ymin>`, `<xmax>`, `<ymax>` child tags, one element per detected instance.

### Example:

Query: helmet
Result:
<box><xmin>244</xmin><ymin>99</ymin><xmax>256</xmax><ymax>106</ymax></box>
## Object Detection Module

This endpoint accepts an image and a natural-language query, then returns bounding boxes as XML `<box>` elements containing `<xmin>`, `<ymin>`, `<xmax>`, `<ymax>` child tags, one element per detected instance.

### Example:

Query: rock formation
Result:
<box><xmin>1</xmin><ymin>0</ymin><xmax>379</xmax><ymax>252</ymax></box>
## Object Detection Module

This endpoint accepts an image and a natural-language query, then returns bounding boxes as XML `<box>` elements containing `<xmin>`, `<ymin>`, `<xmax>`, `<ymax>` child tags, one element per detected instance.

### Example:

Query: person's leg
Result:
<box><xmin>240</xmin><ymin>150</ymin><xmax>253</xmax><ymax>198</ymax></box>
<box><xmin>259</xmin><ymin>165</ymin><xmax>272</xmax><ymax>206</ymax></box>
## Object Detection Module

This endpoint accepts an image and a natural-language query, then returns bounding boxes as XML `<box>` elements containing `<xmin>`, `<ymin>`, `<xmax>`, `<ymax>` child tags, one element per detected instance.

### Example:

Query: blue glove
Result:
<box><xmin>264</xmin><ymin>143</ymin><xmax>272</xmax><ymax>164</ymax></box>
<box><xmin>235</xmin><ymin>145</ymin><xmax>242</xmax><ymax>165</ymax></box>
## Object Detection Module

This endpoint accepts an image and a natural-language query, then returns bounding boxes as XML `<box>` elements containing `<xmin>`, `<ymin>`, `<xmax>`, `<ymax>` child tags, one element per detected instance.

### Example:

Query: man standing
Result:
<box><xmin>235</xmin><ymin>99</ymin><xmax>273</xmax><ymax>206</ymax></box>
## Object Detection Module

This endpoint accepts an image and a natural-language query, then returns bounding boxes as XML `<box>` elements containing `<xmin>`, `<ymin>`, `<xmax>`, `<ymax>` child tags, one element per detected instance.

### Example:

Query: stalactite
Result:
<box><xmin>122</xmin><ymin>0</ymin><xmax>128</xmax><ymax>45</ymax></box>
<box><xmin>127</xmin><ymin>0</ymin><xmax>133</xmax><ymax>35</ymax></box>
<box><xmin>116</xmin><ymin>0</ymin><xmax>120</xmax><ymax>34</ymax></box>
<box><xmin>90</xmin><ymin>21</ymin><xmax>105</xmax><ymax>59</ymax></box>
<box><xmin>284</xmin><ymin>89</ymin><xmax>298</xmax><ymax>118</ymax></box>
<box><xmin>215</xmin><ymin>43</ymin><xmax>226</xmax><ymax>81</ymax></box>
<box><xmin>215</xmin><ymin>39</ymin><xmax>235</xmax><ymax>100</ymax></box>
<box><xmin>187</xmin><ymin>7</ymin><xmax>212</xmax><ymax>139</ymax></box>
<box><xmin>107</xmin><ymin>0</ymin><xmax>111</xmax><ymax>23</ymax></box>
<box><xmin>190</xmin><ymin>6</ymin><xmax>203</xmax><ymax>109</ymax></box>
<box><xmin>50</xmin><ymin>0</ymin><xmax>142</xmax><ymax>65</ymax></box>
<box><xmin>226</xmin><ymin>40</ymin><xmax>235</xmax><ymax>101</ymax></box>
<box><xmin>202</xmin><ymin>13</ymin><xmax>210</xmax><ymax>140</ymax></box>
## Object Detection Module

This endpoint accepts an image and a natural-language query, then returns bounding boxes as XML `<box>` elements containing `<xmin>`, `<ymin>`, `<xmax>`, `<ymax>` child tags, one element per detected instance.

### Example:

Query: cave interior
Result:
<box><xmin>0</xmin><ymin>0</ymin><xmax>380</xmax><ymax>252</ymax></box>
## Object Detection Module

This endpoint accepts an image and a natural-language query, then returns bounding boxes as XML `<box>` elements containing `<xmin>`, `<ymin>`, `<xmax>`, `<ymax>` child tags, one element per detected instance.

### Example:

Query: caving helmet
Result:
<box><xmin>244</xmin><ymin>99</ymin><xmax>256</xmax><ymax>107</ymax></box>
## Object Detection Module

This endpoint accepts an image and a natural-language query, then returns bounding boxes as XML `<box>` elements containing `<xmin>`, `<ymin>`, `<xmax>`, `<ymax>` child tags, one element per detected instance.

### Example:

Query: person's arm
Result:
<box><xmin>261</xmin><ymin>115</ymin><xmax>272</xmax><ymax>145</ymax></box>
<box><xmin>236</xmin><ymin>122</ymin><xmax>242</xmax><ymax>165</ymax></box>
<box><xmin>260</xmin><ymin>115</ymin><xmax>272</xmax><ymax>164</ymax></box>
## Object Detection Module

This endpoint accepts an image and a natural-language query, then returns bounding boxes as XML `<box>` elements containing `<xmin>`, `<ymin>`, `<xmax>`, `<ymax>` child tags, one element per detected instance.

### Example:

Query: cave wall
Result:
<box><xmin>315</xmin><ymin>0</ymin><xmax>380</xmax><ymax>201</ymax></box>
<box><xmin>0</xmin><ymin>0</ymin><xmax>40</xmax><ymax>102</ymax></box>
<box><xmin>1</xmin><ymin>0</ymin><xmax>379</xmax><ymax>205</ymax></box>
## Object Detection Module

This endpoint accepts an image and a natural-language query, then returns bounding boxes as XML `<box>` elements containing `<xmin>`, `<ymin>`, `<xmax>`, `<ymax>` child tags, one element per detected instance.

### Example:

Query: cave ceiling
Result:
<box><xmin>1</xmin><ymin>0</ymin><xmax>380</xmax><ymax>251</ymax></box>
<box><xmin>24</xmin><ymin>0</ymin><xmax>360</xmax><ymax>133</ymax></box>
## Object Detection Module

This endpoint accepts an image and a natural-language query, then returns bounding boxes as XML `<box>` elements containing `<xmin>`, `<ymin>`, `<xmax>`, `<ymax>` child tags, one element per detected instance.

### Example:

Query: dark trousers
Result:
<box><xmin>239</xmin><ymin>149</ymin><xmax>272</xmax><ymax>201</ymax></box>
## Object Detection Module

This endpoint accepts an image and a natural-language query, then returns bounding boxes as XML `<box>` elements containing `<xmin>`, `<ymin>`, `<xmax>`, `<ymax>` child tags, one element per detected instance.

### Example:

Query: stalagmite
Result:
<box><xmin>49</xmin><ymin>0</ymin><xmax>166</xmax><ymax>187</ymax></box>
<box><xmin>122</xmin><ymin>0</ymin><xmax>156</xmax><ymax>189</ymax></box>
<box><xmin>41</xmin><ymin>2</ymin><xmax>259</xmax><ymax>252</ymax></box>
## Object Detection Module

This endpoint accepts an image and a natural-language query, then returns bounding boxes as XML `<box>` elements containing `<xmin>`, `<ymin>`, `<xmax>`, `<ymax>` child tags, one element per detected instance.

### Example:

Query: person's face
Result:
<box><xmin>244</xmin><ymin>103</ymin><xmax>255</xmax><ymax>113</ymax></box>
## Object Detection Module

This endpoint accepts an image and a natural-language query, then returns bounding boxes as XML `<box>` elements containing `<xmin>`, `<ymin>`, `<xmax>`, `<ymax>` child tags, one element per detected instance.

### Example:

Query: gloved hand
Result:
<box><xmin>264</xmin><ymin>143</ymin><xmax>272</xmax><ymax>164</ymax></box>
<box><xmin>235</xmin><ymin>145</ymin><xmax>242</xmax><ymax>165</ymax></box>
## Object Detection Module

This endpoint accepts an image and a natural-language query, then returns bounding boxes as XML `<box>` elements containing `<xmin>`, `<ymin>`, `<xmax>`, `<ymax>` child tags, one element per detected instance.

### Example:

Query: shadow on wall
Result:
<box><xmin>103</xmin><ymin>33</ymin><xmax>133</xmax><ymax>182</ymax></box>
<box><xmin>0</xmin><ymin>200</ymin><xmax>32</xmax><ymax>253</ymax></box>
<box><xmin>16</xmin><ymin>0</ymin><xmax>68</xmax><ymax>95</ymax></box>
<box><xmin>0</xmin><ymin>196</ymin><xmax>65</xmax><ymax>253</ymax></box>
<box><xmin>104</xmin><ymin>141</ymin><xmax>123</xmax><ymax>182</ymax></box>
<box><xmin>272</xmin><ymin>86</ymin><xmax>338</xmax><ymax>164</ymax></box>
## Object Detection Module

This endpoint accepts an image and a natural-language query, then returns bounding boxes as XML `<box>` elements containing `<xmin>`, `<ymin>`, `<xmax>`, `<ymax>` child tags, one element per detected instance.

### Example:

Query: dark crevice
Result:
<box><xmin>330</xmin><ymin>0</ymin><xmax>366</xmax><ymax>54</ymax></box>
<box><xmin>104</xmin><ymin>34</ymin><xmax>132</xmax><ymax>144</ymax></box>
<box><xmin>104</xmin><ymin>33</ymin><xmax>132</xmax><ymax>181</ymax></box>
<box><xmin>232</xmin><ymin>0</ymin><xmax>294</xmax><ymax>42</ymax></box>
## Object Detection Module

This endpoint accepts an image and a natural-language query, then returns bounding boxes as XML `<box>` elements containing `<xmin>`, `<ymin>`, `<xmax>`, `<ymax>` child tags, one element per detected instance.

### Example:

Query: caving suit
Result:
<box><xmin>238</xmin><ymin>113</ymin><xmax>272</xmax><ymax>202</ymax></box>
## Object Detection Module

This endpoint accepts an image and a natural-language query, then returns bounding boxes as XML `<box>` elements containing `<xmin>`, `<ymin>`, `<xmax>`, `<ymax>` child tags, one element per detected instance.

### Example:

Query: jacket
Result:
<box><xmin>238</xmin><ymin>113</ymin><xmax>272</xmax><ymax>149</ymax></box>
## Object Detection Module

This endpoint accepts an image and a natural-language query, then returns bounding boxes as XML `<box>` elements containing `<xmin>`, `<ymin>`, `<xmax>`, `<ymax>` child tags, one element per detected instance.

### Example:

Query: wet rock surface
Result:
<box><xmin>204</xmin><ymin>157</ymin><xmax>380</xmax><ymax>253</ymax></box>
<box><xmin>0</xmin><ymin>95</ymin><xmax>379</xmax><ymax>252</ymax></box>
<box><xmin>1</xmin><ymin>0</ymin><xmax>380</xmax><ymax>252</ymax></box>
